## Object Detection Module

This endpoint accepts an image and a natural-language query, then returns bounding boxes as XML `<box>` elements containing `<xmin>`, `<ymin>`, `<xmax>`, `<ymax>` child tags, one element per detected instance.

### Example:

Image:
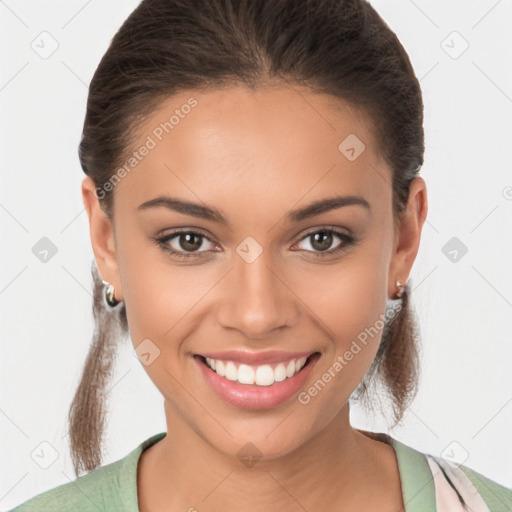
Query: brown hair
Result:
<box><xmin>70</xmin><ymin>0</ymin><xmax>423</xmax><ymax>476</ymax></box>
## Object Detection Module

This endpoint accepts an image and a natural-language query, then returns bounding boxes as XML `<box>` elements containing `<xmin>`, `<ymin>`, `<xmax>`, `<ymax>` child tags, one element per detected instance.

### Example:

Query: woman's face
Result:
<box><xmin>83</xmin><ymin>85</ymin><xmax>426</xmax><ymax>460</ymax></box>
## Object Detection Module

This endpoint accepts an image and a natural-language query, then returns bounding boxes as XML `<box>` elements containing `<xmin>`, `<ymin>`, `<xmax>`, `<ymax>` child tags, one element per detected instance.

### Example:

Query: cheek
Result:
<box><xmin>294</xmin><ymin>245</ymin><xmax>390</xmax><ymax>389</ymax></box>
<box><xmin>118</xmin><ymin>253</ymin><xmax>216</xmax><ymax>399</ymax></box>
<box><xmin>121</xmin><ymin>258</ymin><xmax>213</xmax><ymax>345</ymax></box>
<box><xmin>116</xmin><ymin>226</ymin><xmax>224</xmax><ymax>359</ymax></box>
<box><xmin>298</xmin><ymin>252</ymin><xmax>388</xmax><ymax>343</ymax></box>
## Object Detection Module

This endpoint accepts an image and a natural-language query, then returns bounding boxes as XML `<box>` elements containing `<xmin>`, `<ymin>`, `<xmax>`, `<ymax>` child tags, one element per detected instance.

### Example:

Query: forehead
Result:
<box><xmin>112</xmin><ymin>86</ymin><xmax>389</xmax><ymax>219</ymax></box>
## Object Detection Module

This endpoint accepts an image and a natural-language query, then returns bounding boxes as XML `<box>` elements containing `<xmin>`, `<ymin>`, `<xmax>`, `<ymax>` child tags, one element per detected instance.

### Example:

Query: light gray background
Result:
<box><xmin>1</xmin><ymin>0</ymin><xmax>511</xmax><ymax>509</ymax></box>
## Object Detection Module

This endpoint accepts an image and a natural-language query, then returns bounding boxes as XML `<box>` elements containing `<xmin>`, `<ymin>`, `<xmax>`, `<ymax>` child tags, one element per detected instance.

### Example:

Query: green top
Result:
<box><xmin>9</xmin><ymin>431</ymin><xmax>512</xmax><ymax>511</ymax></box>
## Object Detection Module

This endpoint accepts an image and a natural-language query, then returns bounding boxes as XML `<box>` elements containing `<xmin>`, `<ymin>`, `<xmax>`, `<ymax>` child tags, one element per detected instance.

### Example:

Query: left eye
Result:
<box><xmin>294</xmin><ymin>229</ymin><xmax>355</xmax><ymax>256</ymax></box>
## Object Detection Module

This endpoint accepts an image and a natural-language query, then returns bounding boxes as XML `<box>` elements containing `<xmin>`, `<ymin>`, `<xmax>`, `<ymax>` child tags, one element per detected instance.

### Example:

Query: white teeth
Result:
<box><xmin>286</xmin><ymin>360</ymin><xmax>295</xmax><ymax>377</ymax></box>
<box><xmin>255</xmin><ymin>365</ymin><xmax>274</xmax><ymax>386</ymax></box>
<box><xmin>274</xmin><ymin>363</ymin><xmax>287</xmax><ymax>382</ymax></box>
<box><xmin>203</xmin><ymin>356</ymin><xmax>309</xmax><ymax>386</ymax></box>
<box><xmin>238</xmin><ymin>364</ymin><xmax>255</xmax><ymax>384</ymax></box>
<box><xmin>215</xmin><ymin>359</ymin><xmax>225</xmax><ymax>377</ymax></box>
<box><xmin>295</xmin><ymin>357</ymin><xmax>307</xmax><ymax>372</ymax></box>
<box><xmin>225</xmin><ymin>361</ymin><xmax>238</xmax><ymax>381</ymax></box>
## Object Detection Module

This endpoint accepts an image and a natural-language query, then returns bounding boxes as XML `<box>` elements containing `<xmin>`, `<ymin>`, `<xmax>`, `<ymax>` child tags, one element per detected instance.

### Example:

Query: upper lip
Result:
<box><xmin>196</xmin><ymin>350</ymin><xmax>317</xmax><ymax>366</ymax></box>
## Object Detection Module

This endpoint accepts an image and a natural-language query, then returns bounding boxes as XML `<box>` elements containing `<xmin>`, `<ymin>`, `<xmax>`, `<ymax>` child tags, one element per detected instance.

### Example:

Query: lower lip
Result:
<box><xmin>194</xmin><ymin>353</ymin><xmax>320</xmax><ymax>410</ymax></box>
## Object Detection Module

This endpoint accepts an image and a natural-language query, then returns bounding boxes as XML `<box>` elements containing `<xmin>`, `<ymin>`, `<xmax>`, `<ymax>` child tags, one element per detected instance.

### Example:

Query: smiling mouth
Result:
<box><xmin>194</xmin><ymin>352</ymin><xmax>321</xmax><ymax>387</ymax></box>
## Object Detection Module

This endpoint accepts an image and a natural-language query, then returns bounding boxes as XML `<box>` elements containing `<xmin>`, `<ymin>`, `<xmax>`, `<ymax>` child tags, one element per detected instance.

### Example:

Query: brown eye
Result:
<box><xmin>295</xmin><ymin>228</ymin><xmax>356</xmax><ymax>258</ymax></box>
<box><xmin>175</xmin><ymin>232</ymin><xmax>204</xmax><ymax>252</ymax></box>
<box><xmin>309</xmin><ymin>231</ymin><xmax>334</xmax><ymax>252</ymax></box>
<box><xmin>153</xmin><ymin>229</ymin><xmax>217</xmax><ymax>260</ymax></box>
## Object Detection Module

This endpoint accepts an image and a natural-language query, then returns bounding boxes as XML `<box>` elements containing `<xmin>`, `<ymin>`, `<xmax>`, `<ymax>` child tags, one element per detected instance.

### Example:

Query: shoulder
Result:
<box><xmin>391</xmin><ymin>436</ymin><xmax>512</xmax><ymax>511</ymax></box>
<box><xmin>9</xmin><ymin>432</ymin><xmax>167</xmax><ymax>512</ymax></box>
<box><xmin>454</xmin><ymin>460</ymin><xmax>512</xmax><ymax>510</ymax></box>
<box><xmin>11</xmin><ymin>463</ymin><xmax>118</xmax><ymax>512</ymax></box>
<box><xmin>9</xmin><ymin>458</ymin><xmax>125</xmax><ymax>512</ymax></box>
<box><xmin>7</xmin><ymin>435</ymin><xmax>157</xmax><ymax>512</ymax></box>
<box><xmin>425</xmin><ymin>452</ymin><xmax>512</xmax><ymax>510</ymax></box>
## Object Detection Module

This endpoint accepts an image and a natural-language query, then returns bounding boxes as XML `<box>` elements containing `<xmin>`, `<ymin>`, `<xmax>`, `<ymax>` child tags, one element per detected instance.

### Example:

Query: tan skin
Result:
<box><xmin>82</xmin><ymin>84</ymin><xmax>427</xmax><ymax>511</ymax></box>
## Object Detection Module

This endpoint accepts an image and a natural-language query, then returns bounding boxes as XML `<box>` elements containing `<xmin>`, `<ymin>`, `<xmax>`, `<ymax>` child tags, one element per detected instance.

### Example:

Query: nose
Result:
<box><xmin>215</xmin><ymin>250</ymin><xmax>300</xmax><ymax>340</ymax></box>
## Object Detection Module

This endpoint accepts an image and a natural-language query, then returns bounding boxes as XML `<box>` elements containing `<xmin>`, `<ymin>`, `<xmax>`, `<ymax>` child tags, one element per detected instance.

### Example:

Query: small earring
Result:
<box><xmin>394</xmin><ymin>280</ymin><xmax>405</xmax><ymax>299</ymax></box>
<box><xmin>102</xmin><ymin>279</ymin><xmax>120</xmax><ymax>307</ymax></box>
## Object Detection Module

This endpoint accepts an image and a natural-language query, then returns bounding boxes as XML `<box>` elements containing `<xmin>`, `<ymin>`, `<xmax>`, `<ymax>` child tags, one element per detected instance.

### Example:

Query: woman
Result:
<box><xmin>10</xmin><ymin>0</ymin><xmax>512</xmax><ymax>510</ymax></box>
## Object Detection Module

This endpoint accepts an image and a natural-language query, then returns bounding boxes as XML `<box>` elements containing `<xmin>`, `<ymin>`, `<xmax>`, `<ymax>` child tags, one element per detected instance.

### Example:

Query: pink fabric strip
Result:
<box><xmin>426</xmin><ymin>455</ymin><xmax>490</xmax><ymax>512</ymax></box>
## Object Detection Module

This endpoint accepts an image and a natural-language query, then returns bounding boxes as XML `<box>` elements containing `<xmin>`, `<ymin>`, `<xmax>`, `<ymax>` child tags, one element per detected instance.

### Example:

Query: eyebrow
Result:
<box><xmin>137</xmin><ymin>194</ymin><xmax>371</xmax><ymax>224</ymax></box>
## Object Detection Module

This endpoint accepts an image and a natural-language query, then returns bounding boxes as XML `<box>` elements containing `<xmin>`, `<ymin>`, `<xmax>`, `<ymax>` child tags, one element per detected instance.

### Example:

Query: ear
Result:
<box><xmin>387</xmin><ymin>176</ymin><xmax>428</xmax><ymax>297</ymax></box>
<box><xmin>81</xmin><ymin>176</ymin><xmax>123</xmax><ymax>300</ymax></box>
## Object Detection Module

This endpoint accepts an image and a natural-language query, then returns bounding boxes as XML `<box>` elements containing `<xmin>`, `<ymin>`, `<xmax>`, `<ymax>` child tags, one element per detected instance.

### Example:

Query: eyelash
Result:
<box><xmin>151</xmin><ymin>227</ymin><xmax>357</xmax><ymax>261</ymax></box>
